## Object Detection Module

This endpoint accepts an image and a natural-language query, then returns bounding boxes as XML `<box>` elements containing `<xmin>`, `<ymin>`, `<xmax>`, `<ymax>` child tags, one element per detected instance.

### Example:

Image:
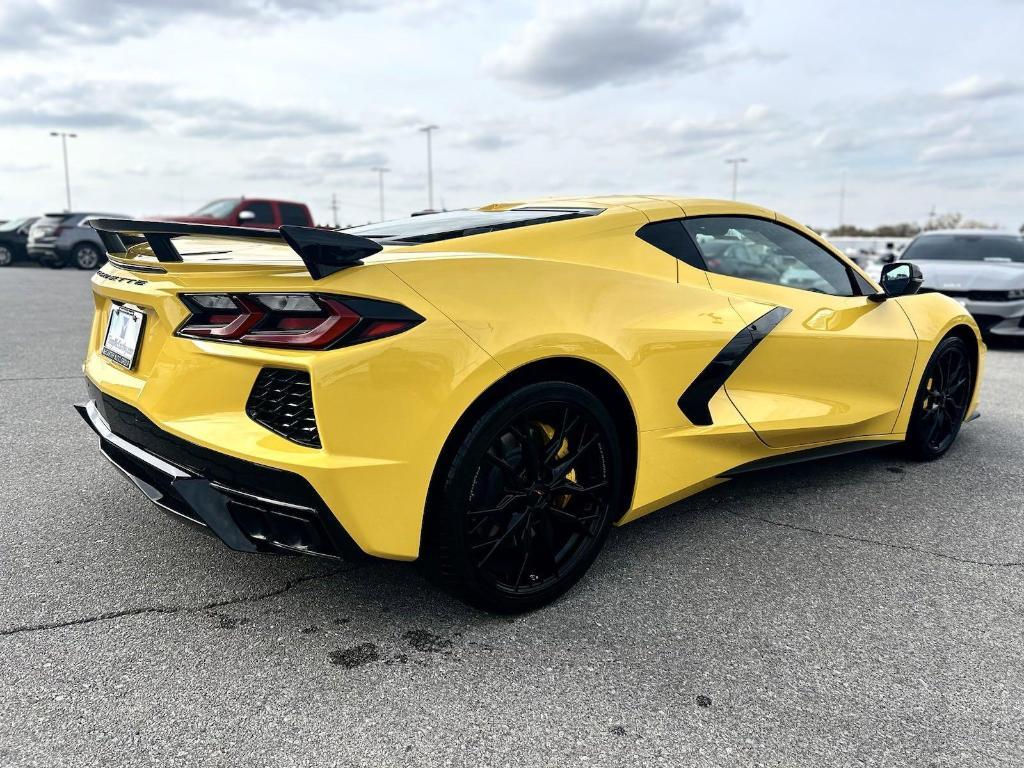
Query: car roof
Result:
<box><xmin>480</xmin><ymin>195</ymin><xmax>773</xmax><ymax>216</ymax></box>
<box><xmin>916</xmin><ymin>229</ymin><xmax>1019</xmax><ymax>238</ymax></box>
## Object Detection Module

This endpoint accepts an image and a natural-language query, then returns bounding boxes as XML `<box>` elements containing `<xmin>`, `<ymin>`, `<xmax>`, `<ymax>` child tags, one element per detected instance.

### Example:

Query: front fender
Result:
<box><xmin>892</xmin><ymin>292</ymin><xmax>985</xmax><ymax>430</ymax></box>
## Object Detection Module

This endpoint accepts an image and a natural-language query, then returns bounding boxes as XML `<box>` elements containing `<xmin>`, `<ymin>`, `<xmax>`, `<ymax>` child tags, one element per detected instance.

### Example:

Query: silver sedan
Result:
<box><xmin>901</xmin><ymin>229</ymin><xmax>1024</xmax><ymax>337</ymax></box>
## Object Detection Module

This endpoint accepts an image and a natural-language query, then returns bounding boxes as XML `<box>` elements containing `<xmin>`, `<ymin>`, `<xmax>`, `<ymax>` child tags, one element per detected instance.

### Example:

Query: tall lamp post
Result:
<box><xmin>50</xmin><ymin>131</ymin><xmax>77</xmax><ymax>211</ymax></box>
<box><xmin>418</xmin><ymin>124</ymin><xmax>439</xmax><ymax>211</ymax></box>
<box><xmin>371</xmin><ymin>166</ymin><xmax>389</xmax><ymax>221</ymax></box>
<box><xmin>725</xmin><ymin>157</ymin><xmax>747</xmax><ymax>201</ymax></box>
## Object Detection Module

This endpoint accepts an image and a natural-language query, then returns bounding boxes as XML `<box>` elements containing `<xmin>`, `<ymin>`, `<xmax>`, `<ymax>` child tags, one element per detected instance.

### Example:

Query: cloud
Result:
<box><xmin>650</xmin><ymin>104</ymin><xmax>790</xmax><ymax>156</ymax></box>
<box><xmin>309</xmin><ymin>149</ymin><xmax>389</xmax><ymax>169</ymax></box>
<box><xmin>918</xmin><ymin>138</ymin><xmax>1024</xmax><ymax>163</ymax></box>
<box><xmin>0</xmin><ymin>0</ymin><xmax>377</xmax><ymax>50</ymax></box>
<box><xmin>449</xmin><ymin>129</ymin><xmax>519</xmax><ymax>151</ymax></box>
<box><xmin>0</xmin><ymin>77</ymin><xmax>358</xmax><ymax>139</ymax></box>
<box><xmin>488</xmin><ymin>0</ymin><xmax>746</xmax><ymax>95</ymax></box>
<box><xmin>0</xmin><ymin>161</ymin><xmax>49</xmax><ymax>173</ymax></box>
<box><xmin>941</xmin><ymin>75</ymin><xmax>1024</xmax><ymax>101</ymax></box>
<box><xmin>243</xmin><ymin>149</ymin><xmax>389</xmax><ymax>182</ymax></box>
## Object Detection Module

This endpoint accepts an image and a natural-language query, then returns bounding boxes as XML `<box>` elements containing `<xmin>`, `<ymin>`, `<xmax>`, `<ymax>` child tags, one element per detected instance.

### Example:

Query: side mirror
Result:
<box><xmin>870</xmin><ymin>261</ymin><xmax>923</xmax><ymax>302</ymax></box>
<box><xmin>237</xmin><ymin>210</ymin><xmax>256</xmax><ymax>223</ymax></box>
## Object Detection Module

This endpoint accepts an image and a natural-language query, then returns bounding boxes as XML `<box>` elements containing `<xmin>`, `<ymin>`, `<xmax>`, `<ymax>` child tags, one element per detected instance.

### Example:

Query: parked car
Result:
<box><xmin>902</xmin><ymin>229</ymin><xmax>1024</xmax><ymax>337</ymax></box>
<box><xmin>78</xmin><ymin>197</ymin><xmax>982</xmax><ymax>612</ymax></box>
<box><xmin>161</xmin><ymin>197</ymin><xmax>314</xmax><ymax>228</ymax></box>
<box><xmin>28</xmin><ymin>212</ymin><xmax>127</xmax><ymax>270</ymax></box>
<box><xmin>0</xmin><ymin>217</ymin><xmax>38</xmax><ymax>267</ymax></box>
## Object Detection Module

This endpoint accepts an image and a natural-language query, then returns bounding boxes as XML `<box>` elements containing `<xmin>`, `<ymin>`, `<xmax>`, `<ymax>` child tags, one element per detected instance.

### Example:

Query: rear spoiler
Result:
<box><xmin>85</xmin><ymin>218</ymin><xmax>382</xmax><ymax>280</ymax></box>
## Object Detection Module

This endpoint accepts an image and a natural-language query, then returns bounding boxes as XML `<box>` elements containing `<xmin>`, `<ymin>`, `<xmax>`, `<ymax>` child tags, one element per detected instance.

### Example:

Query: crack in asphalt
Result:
<box><xmin>0</xmin><ymin>375</ymin><xmax>84</xmax><ymax>383</ymax></box>
<box><xmin>0</xmin><ymin>565</ymin><xmax>356</xmax><ymax>640</ymax></box>
<box><xmin>728</xmin><ymin>510</ymin><xmax>1024</xmax><ymax>568</ymax></box>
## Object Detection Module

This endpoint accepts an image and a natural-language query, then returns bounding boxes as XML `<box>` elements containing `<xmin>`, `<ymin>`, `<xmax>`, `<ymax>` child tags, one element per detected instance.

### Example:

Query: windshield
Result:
<box><xmin>345</xmin><ymin>207</ymin><xmax>600</xmax><ymax>244</ymax></box>
<box><xmin>0</xmin><ymin>218</ymin><xmax>27</xmax><ymax>232</ymax></box>
<box><xmin>191</xmin><ymin>198</ymin><xmax>241</xmax><ymax>218</ymax></box>
<box><xmin>904</xmin><ymin>234</ymin><xmax>1024</xmax><ymax>263</ymax></box>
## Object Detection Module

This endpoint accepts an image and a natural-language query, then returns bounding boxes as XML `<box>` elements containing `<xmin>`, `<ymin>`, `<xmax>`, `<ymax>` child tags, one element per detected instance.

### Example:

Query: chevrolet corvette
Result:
<box><xmin>76</xmin><ymin>197</ymin><xmax>984</xmax><ymax>612</ymax></box>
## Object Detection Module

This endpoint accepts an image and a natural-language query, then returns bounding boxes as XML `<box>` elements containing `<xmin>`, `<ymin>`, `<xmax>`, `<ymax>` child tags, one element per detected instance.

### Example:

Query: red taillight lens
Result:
<box><xmin>176</xmin><ymin>293</ymin><xmax>422</xmax><ymax>350</ymax></box>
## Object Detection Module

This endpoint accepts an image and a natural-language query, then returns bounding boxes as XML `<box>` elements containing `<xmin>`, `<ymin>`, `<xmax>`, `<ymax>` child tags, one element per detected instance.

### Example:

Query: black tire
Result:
<box><xmin>71</xmin><ymin>242</ymin><xmax>103</xmax><ymax>270</ymax></box>
<box><xmin>424</xmin><ymin>382</ymin><xmax>623</xmax><ymax>613</ymax></box>
<box><xmin>0</xmin><ymin>245</ymin><xmax>13</xmax><ymax>267</ymax></box>
<box><xmin>46</xmin><ymin>258</ymin><xmax>65</xmax><ymax>269</ymax></box>
<box><xmin>904</xmin><ymin>336</ymin><xmax>973</xmax><ymax>461</ymax></box>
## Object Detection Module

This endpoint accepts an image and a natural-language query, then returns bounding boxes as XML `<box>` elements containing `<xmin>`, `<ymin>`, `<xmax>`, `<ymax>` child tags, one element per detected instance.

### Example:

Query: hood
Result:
<box><xmin>917</xmin><ymin>259</ymin><xmax>1024</xmax><ymax>291</ymax></box>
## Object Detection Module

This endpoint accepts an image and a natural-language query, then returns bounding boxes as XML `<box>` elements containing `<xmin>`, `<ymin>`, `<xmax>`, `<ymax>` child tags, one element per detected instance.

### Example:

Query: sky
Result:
<box><xmin>0</xmin><ymin>0</ymin><xmax>1022</xmax><ymax>229</ymax></box>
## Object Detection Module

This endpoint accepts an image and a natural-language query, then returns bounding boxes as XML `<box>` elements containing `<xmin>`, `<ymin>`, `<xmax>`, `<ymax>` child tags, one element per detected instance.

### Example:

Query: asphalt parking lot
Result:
<box><xmin>1</xmin><ymin>266</ymin><xmax>1022</xmax><ymax>767</ymax></box>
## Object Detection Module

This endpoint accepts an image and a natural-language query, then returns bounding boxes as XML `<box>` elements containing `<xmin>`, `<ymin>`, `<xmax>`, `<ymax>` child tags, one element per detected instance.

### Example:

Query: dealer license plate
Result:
<box><xmin>102</xmin><ymin>303</ymin><xmax>146</xmax><ymax>370</ymax></box>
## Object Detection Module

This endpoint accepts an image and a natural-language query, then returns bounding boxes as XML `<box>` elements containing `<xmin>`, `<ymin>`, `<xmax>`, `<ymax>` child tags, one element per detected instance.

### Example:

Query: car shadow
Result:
<box><xmin>984</xmin><ymin>335</ymin><xmax>1024</xmax><ymax>351</ymax></box>
<box><xmin>228</xmin><ymin>444</ymin><xmax>916</xmax><ymax>633</ymax></box>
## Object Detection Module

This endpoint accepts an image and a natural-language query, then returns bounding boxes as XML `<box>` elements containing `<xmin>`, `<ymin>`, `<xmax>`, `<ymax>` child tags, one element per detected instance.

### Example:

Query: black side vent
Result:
<box><xmin>246</xmin><ymin>368</ymin><xmax>321</xmax><ymax>448</ymax></box>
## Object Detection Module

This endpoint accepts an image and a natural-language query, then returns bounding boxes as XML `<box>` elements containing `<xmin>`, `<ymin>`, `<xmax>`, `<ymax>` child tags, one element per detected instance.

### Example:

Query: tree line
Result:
<box><xmin>821</xmin><ymin>212</ymin><xmax>1014</xmax><ymax>237</ymax></box>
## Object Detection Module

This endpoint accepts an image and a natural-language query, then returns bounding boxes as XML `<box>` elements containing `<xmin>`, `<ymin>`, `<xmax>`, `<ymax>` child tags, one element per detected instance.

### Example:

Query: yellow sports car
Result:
<box><xmin>77</xmin><ymin>197</ymin><xmax>983</xmax><ymax>612</ymax></box>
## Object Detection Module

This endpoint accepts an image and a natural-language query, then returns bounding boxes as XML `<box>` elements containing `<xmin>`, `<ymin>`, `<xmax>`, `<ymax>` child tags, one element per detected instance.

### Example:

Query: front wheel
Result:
<box><xmin>0</xmin><ymin>245</ymin><xmax>13</xmax><ymax>267</ymax></box>
<box><xmin>424</xmin><ymin>382</ymin><xmax>623</xmax><ymax>613</ymax></box>
<box><xmin>905</xmin><ymin>336</ymin><xmax>973</xmax><ymax>460</ymax></box>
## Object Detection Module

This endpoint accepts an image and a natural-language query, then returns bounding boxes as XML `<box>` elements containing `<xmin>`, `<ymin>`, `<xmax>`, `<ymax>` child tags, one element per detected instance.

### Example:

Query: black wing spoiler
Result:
<box><xmin>85</xmin><ymin>218</ymin><xmax>382</xmax><ymax>280</ymax></box>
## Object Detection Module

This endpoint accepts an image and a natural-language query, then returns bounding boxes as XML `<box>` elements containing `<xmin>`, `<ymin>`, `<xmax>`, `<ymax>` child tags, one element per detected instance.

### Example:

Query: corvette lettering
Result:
<box><xmin>96</xmin><ymin>269</ymin><xmax>147</xmax><ymax>286</ymax></box>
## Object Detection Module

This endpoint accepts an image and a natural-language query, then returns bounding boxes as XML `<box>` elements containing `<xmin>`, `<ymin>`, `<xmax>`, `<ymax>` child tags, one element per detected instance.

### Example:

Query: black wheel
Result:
<box><xmin>72</xmin><ymin>242</ymin><xmax>103</xmax><ymax>270</ymax></box>
<box><xmin>425</xmin><ymin>382</ymin><xmax>623</xmax><ymax>613</ymax></box>
<box><xmin>0</xmin><ymin>245</ymin><xmax>13</xmax><ymax>267</ymax></box>
<box><xmin>46</xmin><ymin>258</ymin><xmax>65</xmax><ymax>269</ymax></box>
<box><xmin>905</xmin><ymin>337</ymin><xmax>973</xmax><ymax>460</ymax></box>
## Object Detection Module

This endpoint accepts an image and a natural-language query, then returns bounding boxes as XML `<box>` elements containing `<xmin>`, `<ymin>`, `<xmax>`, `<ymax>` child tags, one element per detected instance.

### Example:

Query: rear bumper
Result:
<box><xmin>75</xmin><ymin>390</ymin><xmax>364</xmax><ymax>561</ymax></box>
<box><xmin>28</xmin><ymin>243</ymin><xmax>67</xmax><ymax>263</ymax></box>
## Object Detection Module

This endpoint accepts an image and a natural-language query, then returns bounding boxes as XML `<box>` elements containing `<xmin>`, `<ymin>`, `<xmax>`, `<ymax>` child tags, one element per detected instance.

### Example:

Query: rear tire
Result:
<box><xmin>0</xmin><ymin>245</ymin><xmax>13</xmax><ymax>267</ymax></box>
<box><xmin>72</xmin><ymin>242</ymin><xmax>103</xmax><ymax>270</ymax></box>
<box><xmin>904</xmin><ymin>336</ymin><xmax>973</xmax><ymax>461</ymax></box>
<box><xmin>423</xmin><ymin>382</ymin><xmax>623</xmax><ymax>613</ymax></box>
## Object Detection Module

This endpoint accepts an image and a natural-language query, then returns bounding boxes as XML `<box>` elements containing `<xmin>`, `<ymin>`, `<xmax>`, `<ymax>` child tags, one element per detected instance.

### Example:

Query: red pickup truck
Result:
<box><xmin>165</xmin><ymin>198</ymin><xmax>315</xmax><ymax>228</ymax></box>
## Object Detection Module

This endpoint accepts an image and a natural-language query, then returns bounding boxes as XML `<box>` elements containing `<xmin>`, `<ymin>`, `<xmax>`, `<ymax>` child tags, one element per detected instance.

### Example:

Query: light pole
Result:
<box><xmin>50</xmin><ymin>131</ymin><xmax>77</xmax><ymax>211</ymax></box>
<box><xmin>419</xmin><ymin>124</ymin><xmax>439</xmax><ymax>210</ymax></box>
<box><xmin>725</xmin><ymin>157</ymin><xmax>747</xmax><ymax>201</ymax></box>
<box><xmin>371</xmin><ymin>166</ymin><xmax>389</xmax><ymax>221</ymax></box>
<box><xmin>838</xmin><ymin>170</ymin><xmax>846</xmax><ymax>229</ymax></box>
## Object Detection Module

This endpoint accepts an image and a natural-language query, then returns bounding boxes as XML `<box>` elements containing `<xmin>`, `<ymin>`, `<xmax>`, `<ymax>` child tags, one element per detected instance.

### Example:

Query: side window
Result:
<box><xmin>636</xmin><ymin>220</ymin><xmax>705</xmax><ymax>269</ymax></box>
<box><xmin>682</xmin><ymin>217</ymin><xmax>857</xmax><ymax>297</ymax></box>
<box><xmin>240</xmin><ymin>201</ymin><xmax>275</xmax><ymax>225</ymax></box>
<box><xmin>279</xmin><ymin>203</ymin><xmax>309</xmax><ymax>226</ymax></box>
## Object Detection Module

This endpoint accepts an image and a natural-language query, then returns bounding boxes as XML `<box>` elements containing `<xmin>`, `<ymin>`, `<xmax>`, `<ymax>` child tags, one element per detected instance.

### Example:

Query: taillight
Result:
<box><xmin>176</xmin><ymin>293</ymin><xmax>423</xmax><ymax>349</ymax></box>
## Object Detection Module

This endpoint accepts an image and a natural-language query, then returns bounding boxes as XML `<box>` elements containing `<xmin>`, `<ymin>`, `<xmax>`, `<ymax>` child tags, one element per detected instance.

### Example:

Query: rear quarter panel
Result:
<box><xmin>388</xmin><ymin>250</ymin><xmax>747</xmax><ymax>432</ymax></box>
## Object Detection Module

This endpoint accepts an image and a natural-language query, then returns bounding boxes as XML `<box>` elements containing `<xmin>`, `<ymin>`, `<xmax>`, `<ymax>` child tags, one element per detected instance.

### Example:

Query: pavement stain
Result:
<box><xmin>328</xmin><ymin>642</ymin><xmax>380</xmax><ymax>668</ymax></box>
<box><xmin>323</xmin><ymin>628</ymin><xmax>465</xmax><ymax>669</ymax></box>
<box><xmin>696</xmin><ymin>695</ymin><xmax>713</xmax><ymax>708</ymax></box>
<box><xmin>403</xmin><ymin>628</ymin><xmax>454</xmax><ymax>654</ymax></box>
<box><xmin>212</xmin><ymin>613</ymin><xmax>251</xmax><ymax>630</ymax></box>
